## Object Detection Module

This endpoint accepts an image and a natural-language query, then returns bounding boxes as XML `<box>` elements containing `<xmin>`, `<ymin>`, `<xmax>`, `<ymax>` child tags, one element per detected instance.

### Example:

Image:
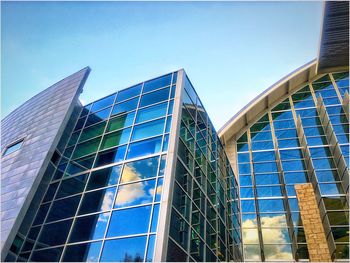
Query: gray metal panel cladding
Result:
<box><xmin>0</xmin><ymin>67</ymin><xmax>90</xmax><ymax>253</ymax></box>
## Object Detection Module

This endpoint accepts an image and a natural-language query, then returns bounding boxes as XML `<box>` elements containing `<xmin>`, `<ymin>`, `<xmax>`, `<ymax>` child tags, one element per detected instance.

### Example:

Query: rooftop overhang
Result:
<box><xmin>316</xmin><ymin>1</ymin><xmax>349</xmax><ymax>74</ymax></box>
<box><xmin>218</xmin><ymin>60</ymin><xmax>317</xmax><ymax>144</ymax></box>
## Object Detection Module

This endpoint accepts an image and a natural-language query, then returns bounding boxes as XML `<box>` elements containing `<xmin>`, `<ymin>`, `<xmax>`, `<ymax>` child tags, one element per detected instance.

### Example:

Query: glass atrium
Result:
<box><xmin>235</xmin><ymin>72</ymin><xmax>349</xmax><ymax>261</ymax></box>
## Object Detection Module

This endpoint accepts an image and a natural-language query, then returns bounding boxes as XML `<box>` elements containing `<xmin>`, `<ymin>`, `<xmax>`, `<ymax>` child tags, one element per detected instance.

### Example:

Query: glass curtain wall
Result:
<box><xmin>166</xmin><ymin>75</ymin><xmax>242</xmax><ymax>262</ymax></box>
<box><xmin>8</xmin><ymin>72</ymin><xmax>178</xmax><ymax>262</ymax></box>
<box><xmin>237</xmin><ymin>71</ymin><xmax>349</xmax><ymax>261</ymax></box>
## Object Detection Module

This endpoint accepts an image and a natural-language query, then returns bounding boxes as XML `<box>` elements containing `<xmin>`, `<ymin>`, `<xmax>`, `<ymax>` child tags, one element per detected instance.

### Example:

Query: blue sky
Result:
<box><xmin>1</xmin><ymin>1</ymin><xmax>323</xmax><ymax>129</ymax></box>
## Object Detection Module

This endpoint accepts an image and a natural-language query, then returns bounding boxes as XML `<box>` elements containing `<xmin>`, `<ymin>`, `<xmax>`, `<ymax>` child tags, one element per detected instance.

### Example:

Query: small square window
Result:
<box><xmin>3</xmin><ymin>139</ymin><xmax>24</xmax><ymax>156</ymax></box>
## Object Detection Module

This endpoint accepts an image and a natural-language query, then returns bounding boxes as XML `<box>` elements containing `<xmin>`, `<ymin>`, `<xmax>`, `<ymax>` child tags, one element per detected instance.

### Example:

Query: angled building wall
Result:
<box><xmin>1</xmin><ymin>67</ymin><xmax>90</xmax><ymax>260</ymax></box>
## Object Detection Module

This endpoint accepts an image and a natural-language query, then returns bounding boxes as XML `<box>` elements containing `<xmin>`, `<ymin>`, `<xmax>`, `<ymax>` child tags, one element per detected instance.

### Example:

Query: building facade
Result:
<box><xmin>219</xmin><ymin>64</ymin><xmax>349</xmax><ymax>261</ymax></box>
<box><xmin>2</xmin><ymin>70</ymin><xmax>242</xmax><ymax>262</ymax></box>
<box><xmin>1</xmin><ymin>1</ymin><xmax>349</xmax><ymax>262</ymax></box>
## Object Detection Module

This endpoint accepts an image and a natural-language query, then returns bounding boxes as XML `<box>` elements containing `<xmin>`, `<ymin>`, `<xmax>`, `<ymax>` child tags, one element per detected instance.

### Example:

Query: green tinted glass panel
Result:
<box><xmin>79</xmin><ymin>122</ymin><xmax>106</xmax><ymax>142</ymax></box>
<box><xmin>101</xmin><ymin>128</ymin><xmax>131</xmax><ymax>150</ymax></box>
<box><xmin>72</xmin><ymin>137</ymin><xmax>101</xmax><ymax>159</ymax></box>
<box><xmin>107</xmin><ymin>112</ymin><xmax>135</xmax><ymax>132</ymax></box>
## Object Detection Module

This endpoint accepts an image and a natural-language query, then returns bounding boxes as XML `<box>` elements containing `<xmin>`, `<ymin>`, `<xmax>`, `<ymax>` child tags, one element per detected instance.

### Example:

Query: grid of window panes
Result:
<box><xmin>166</xmin><ymin>75</ymin><xmax>242</xmax><ymax>262</ymax></box>
<box><xmin>12</xmin><ymin>72</ymin><xmax>178</xmax><ymax>262</ymax></box>
<box><xmin>236</xmin><ymin>71</ymin><xmax>349</xmax><ymax>261</ymax></box>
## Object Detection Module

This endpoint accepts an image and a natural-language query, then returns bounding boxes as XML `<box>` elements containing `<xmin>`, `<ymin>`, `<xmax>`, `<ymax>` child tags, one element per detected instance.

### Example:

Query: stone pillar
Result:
<box><xmin>295</xmin><ymin>183</ymin><xmax>332</xmax><ymax>262</ymax></box>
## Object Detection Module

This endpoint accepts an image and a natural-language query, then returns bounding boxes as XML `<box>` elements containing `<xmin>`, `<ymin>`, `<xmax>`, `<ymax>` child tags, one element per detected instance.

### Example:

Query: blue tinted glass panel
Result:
<box><xmin>38</xmin><ymin>219</ymin><xmax>72</xmax><ymax>246</ymax></box>
<box><xmin>140</xmin><ymin>88</ymin><xmax>170</xmax><ymax>107</ymax></box>
<box><xmin>238</xmin><ymin>163</ymin><xmax>250</xmax><ymax>174</ymax></box>
<box><xmin>91</xmin><ymin>94</ymin><xmax>115</xmax><ymax>113</ymax></box>
<box><xmin>136</xmin><ymin>102</ymin><xmax>167</xmax><ymax>123</ymax></box>
<box><xmin>116</xmin><ymin>84</ymin><xmax>142</xmax><ymax>102</ymax></box>
<box><xmin>241</xmin><ymin>200</ymin><xmax>255</xmax><ymax>213</ymax></box>
<box><xmin>251</xmin><ymin>141</ymin><xmax>274</xmax><ymax>150</ymax></box>
<box><xmin>94</xmin><ymin>146</ymin><xmax>126</xmax><ymax>167</ymax></box>
<box><xmin>62</xmin><ymin>241</ymin><xmax>102</xmax><ymax>262</ymax></box>
<box><xmin>86</xmin><ymin>108</ymin><xmax>111</xmax><ymax>126</ymax></box>
<box><xmin>255</xmin><ymin>173</ymin><xmax>280</xmax><ymax>185</ymax></box>
<box><xmin>240</xmin><ymin>187</ymin><xmax>254</xmax><ymax>198</ymax></box>
<box><xmin>240</xmin><ymin>175</ymin><xmax>252</xmax><ymax>186</ymax></box>
<box><xmin>115</xmin><ymin>180</ymin><xmax>156</xmax><ymax>208</ymax></box>
<box><xmin>284</xmin><ymin>172</ymin><xmax>308</xmax><ymax>184</ymax></box>
<box><xmin>78</xmin><ymin>188</ymin><xmax>116</xmax><ymax>215</ymax></box>
<box><xmin>121</xmin><ymin>156</ymin><xmax>159</xmax><ymax>183</ymax></box>
<box><xmin>87</xmin><ymin>165</ymin><xmax>121</xmax><ymax>190</ymax></box>
<box><xmin>107</xmin><ymin>206</ymin><xmax>151</xmax><ymax>237</ymax></box>
<box><xmin>256</xmin><ymin>186</ymin><xmax>282</xmax><ymax>197</ymax></box>
<box><xmin>112</xmin><ymin>97</ymin><xmax>139</xmax><ymax>115</ymax></box>
<box><xmin>258</xmin><ymin>199</ymin><xmax>285</xmax><ymax>212</ymax></box>
<box><xmin>319</xmin><ymin>183</ymin><xmax>343</xmax><ymax>195</ymax></box>
<box><xmin>131</xmin><ymin>118</ymin><xmax>165</xmax><ymax>141</ymax></box>
<box><xmin>146</xmin><ymin>235</ymin><xmax>156</xmax><ymax>262</ymax></box>
<box><xmin>254</xmin><ymin>162</ymin><xmax>278</xmax><ymax>173</ymax></box>
<box><xmin>31</xmin><ymin>247</ymin><xmax>63</xmax><ymax>262</ymax></box>
<box><xmin>127</xmin><ymin>136</ymin><xmax>162</xmax><ymax>159</ymax></box>
<box><xmin>252</xmin><ymin>151</ymin><xmax>275</xmax><ymax>162</ymax></box>
<box><xmin>69</xmin><ymin>213</ymin><xmax>109</xmax><ymax>242</ymax></box>
<box><xmin>101</xmin><ymin>236</ymin><xmax>146</xmax><ymax>262</ymax></box>
<box><xmin>143</xmin><ymin>74</ymin><xmax>172</xmax><ymax>93</ymax></box>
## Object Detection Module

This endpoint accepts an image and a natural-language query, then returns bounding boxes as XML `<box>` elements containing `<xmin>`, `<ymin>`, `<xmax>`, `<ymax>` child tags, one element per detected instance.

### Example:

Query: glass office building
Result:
<box><xmin>219</xmin><ymin>66</ymin><xmax>349</xmax><ymax>261</ymax></box>
<box><xmin>3</xmin><ymin>70</ymin><xmax>242</xmax><ymax>262</ymax></box>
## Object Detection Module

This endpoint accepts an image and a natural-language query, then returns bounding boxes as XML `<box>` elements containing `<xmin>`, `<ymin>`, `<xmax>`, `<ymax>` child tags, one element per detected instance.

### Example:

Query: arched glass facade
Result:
<box><xmin>235</xmin><ymin>71</ymin><xmax>349</xmax><ymax>261</ymax></box>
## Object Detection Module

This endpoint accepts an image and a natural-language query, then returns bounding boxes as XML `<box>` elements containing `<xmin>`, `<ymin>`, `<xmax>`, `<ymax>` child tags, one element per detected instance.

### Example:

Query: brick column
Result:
<box><xmin>295</xmin><ymin>183</ymin><xmax>332</xmax><ymax>262</ymax></box>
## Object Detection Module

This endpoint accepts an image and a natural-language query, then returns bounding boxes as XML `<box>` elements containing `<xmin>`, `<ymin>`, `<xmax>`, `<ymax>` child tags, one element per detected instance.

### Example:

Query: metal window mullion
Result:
<box><xmin>315</xmin><ymin>96</ymin><xmax>349</xmax><ymax>204</ymax></box>
<box><xmin>247</xmin><ymin>129</ymin><xmax>265</xmax><ymax>262</ymax></box>
<box><xmin>329</xmin><ymin>73</ymin><xmax>344</xmax><ymax>104</ymax></box>
<box><xmin>268</xmin><ymin>111</ymin><xmax>298</xmax><ymax>260</ymax></box>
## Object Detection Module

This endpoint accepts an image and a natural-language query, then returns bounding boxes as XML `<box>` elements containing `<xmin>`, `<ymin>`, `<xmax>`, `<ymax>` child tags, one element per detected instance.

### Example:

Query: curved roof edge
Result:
<box><xmin>218</xmin><ymin>59</ymin><xmax>317</xmax><ymax>143</ymax></box>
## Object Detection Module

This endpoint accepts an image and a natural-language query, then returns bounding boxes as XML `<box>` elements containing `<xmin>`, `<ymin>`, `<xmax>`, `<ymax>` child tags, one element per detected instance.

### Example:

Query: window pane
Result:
<box><xmin>46</xmin><ymin>195</ymin><xmax>81</xmax><ymax>222</ymax></box>
<box><xmin>120</xmin><ymin>156</ymin><xmax>159</xmax><ymax>183</ymax></box>
<box><xmin>116</xmin><ymin>84</ymin><xmax>142</xmax><ymax>102</ymax></box>
<box><xmin>114</xmin><ymin>179</ymin><xmax>156</xmax><ymax>208</ymax></box>
<box><xmin>107</xmin><ymin>206</ymin><xmax>151</xmax><ymax>237</ymax></box>
<box><xmin>100</xmin><ymin>128</ymin><xmax>131</xmax><ymax>150</ymax></box>
<box><xmin>131</xmin><ymin>118</ymin><xmax>165</xmax><ymax>141</ymax></box>
<box><xmin>139</xmin><ymin>88</ymin><xmax>170</xmax><ymax>108</ymax></box>
<box><xmin>264</xmin><ymin>244</ymin><xmax>293</xmax><ymax>260</ymax></box>
<box><xmin>127</xmin><ymin>136</ymin><xmax>162</xmax><ymax>159</ymax></box>
<box><xmin>79</xmin><ymin>122</ymin><xmax>106</xmax><ymax>142</ymax></box>
<box><xmin>78</xmin><ymin>187</ymin><xmax>116</xmax><ymax>215</ymax></box>
<box><xmin>143</xmin><ymin>74</ymin><xmax>172</xmax><ymax>93</ymax></box>
<box><xmin>4</xmin><ymin>139</ymin><xmax>24</xmax><ymax>156</ymax></box>
<box><xmin>87</xmin><ymin>165</ymin><xmax>121</xmax><ymax>190</ymax></box>
<box><xmin>136</xmin><ymin>102</ymin><xmax>168</xmax><ymax>123</ymax></box>
<box><xmin>100</xmin><ymin>236</ymin><xmax>146</xmax><ymax>262</ymax></box>
<box><xmin>69</xmin><ymin>213</ymin><xmax>110</xmax><ymax>242</ymax></box>
<box><xmin>65</xmin><ymin>155</ymin><xmax>94</xmax><ymax>176</ymax></box>
<box><xmin>259</xmin><ymin>199</ymin><xmax>285</xmax><ymax>212</ymax></box>
<box><xmin>260</xmin><ymin>213</ymin><xmax>287</xmax><ymax>227</ymax></box>
<box><xmin>31</xmin><ymin>247</ymin><xmax>63</xmax><ymax>262</ymax></box>
<box><xmin>86</xmin><ymin>108</ymin><xmax>111</xmax><ymax>127</ymax></box>
<box><xmin>94</xmin><ymin>146</ymin><xmax>126</xmax><ymax>167</ymax></box>
<box><xmin>91</xmin><ymin>94</ymin><xmax>115</xmax><ymax>113</ymax></box>
<box><xmin>72</xmin><ymin>137</ymin><xmax>101</xmax><ymax>159</ymax></box>
<box><xmin>62</xmin><ymin>241</ymin><xmax>102</xmax><ymax>262</ymax></box>
<box><xmin>56</xmin><ymin>174</ymin><xmax>88</xmax><ymax>198</ymax></box>
<box><xmin>112</xmin><ymin>97</ymin><xmax>139</xmax><ymax>115</ymax></box>
<box><xmin>107</xmin><ymin>112</ymin><xmax>135</xmax><ymax>132</ymax></box>
<box><xmin>38</xmin><ymin>219</ymin><xmax>72</xmax><ymax>246</ymax></box>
